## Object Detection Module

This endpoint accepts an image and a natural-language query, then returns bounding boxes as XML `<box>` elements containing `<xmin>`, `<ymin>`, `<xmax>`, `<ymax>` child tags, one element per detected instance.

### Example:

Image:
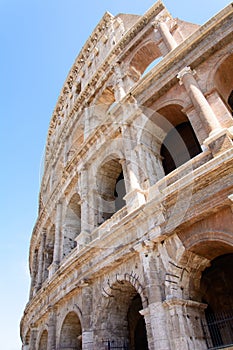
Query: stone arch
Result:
<box><xmin>59</xmin><ymin>311</ymin><xmax>82</xmax><ymax>350</ymax></box>
<box><xmin>157</xmin><ymin>104</ymin><xmax>202</xmax><ymax>175</ymax></box>
<box><xmin>38</xmin><ymin>329</ymin><xmax>48</xmax><ymax>350</ymax></box>
<box><xmin>129</xmin><ymin>41</ymin><xmax>162</xmax><ymax>80</ymax></box>
<box><xmin>62</xmin><ymin>193</ymin><xmax>81</xmax><ymax>257</ymax></box>
<box><xmin>96</xmin><ymin>154</ymin><xmax>126</xmax><ymax>224</ymax></box>
<box><xmin>163</xmin><ymin>230</ymin><xmax>233</xmax><ymax>301</ymax></box>
<box><xmin>97</xmin><ymin>275</ymin><xmax>148</xmax><ymax>349</ymax></box>
<box><xmin>208</xmin><ymin>52</ymin><xmax>233</xmax><ymax>115</ymax></box>
<box><xmin>137</xmin><ymin>103</ymin><xmax>201</xmax><ymax>185</ymax></box>
<box><xmin>102</xmin><ymin>272</ymin><xmax>148</xmax><ymax>308</ymax></box>
<box><xmin>182</xmin><ymin>230</ymin><xmax>233</xmax><ymax>260</ymax></box>
<box><xmin>159</xmin><ymin>232</ymin><xmax>233</xmax><ymax>349</ymax></box>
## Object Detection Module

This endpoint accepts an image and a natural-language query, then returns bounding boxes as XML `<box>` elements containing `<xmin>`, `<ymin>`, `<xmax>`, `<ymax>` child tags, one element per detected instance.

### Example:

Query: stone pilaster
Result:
<box><xmin>135</xmin><ymin>143</ymin><xmax>164</xmax><ymax>187</ymax></box>
<box><xmin>29</xmin><ymin>249</ymin><xmax>38</xmax><ymax>299</ymax></box>
<box><xmin>29</xmin><ymin>325</ymin><xmax>37</xmax><ymax>350</ymax></box>
<box><xmin>164</xmin><ymin>298</ymin><xmax>207</xmax><ymax>350</ymax></box>
<box><xmin>84</xmin><ymin>106</ymin><xmax>91</xmax><ymax>140</ymax></box>
<box><xmin>114</xmin><ymin>64</ymin><xmax>126</xmax><ymax>101</ymax></box>
<box><xmin>82</xmin><ymin>285</ymin><xmax>94</xmax><ymax>350</ymax></box>
<box><xmin>35</xmin><ymin>228</ymin><xmax>46</xmax><ymax>290</ymax></box>
<box><xmin>76</xmin><ymin>168</ymin><xmax>93</xmax><ymax>250</ymax></box>
<box><xmin>47</xmin><ymin>306</ymin><xmax>57</xmax><ymax>350</ymax></box>
<box><xmin>121</xmin><ymin>124</ymin><xmax>146</xmax><ymax>211</ymax></box>
<box><xmin>50</xmin><ymin>200</ymin><xmax>63</xmax><ymax>276</ymax></box>
<box><xmin>135</xmin><ymin>241</ymin><xmax>170</xmax><ymax>350</ymax></box>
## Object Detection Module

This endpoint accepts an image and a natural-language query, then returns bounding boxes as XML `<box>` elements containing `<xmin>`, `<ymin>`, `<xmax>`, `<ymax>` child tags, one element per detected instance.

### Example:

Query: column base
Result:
<box><xmin>124</xmin><ymin>188</ymin><xmax>146</xmax><ymax>212</ymax></box>
<box><xmin>75</xmin><ymin>231</ymin><xmax>91</xmax><ymax>251</ymax></box>
<box><xmin>82</xmin><ymin>331</ymin><xmax>94</xmax><ymax>350</ymax></box>
<box><xmin>204</xmin><ymin>128</ymin><xmax>233</xmax><ymax>156</ymax></box>
<box><xmin>48</xmin><ymin>262</ymin><xmax>59</xmax><ymax>278</ymax></box>
<box><xmin>141</xmin><ymin>302</ymin><xmax>170</xmax><ymax>350</ymax></box>
<box><xmin>163</xmin><ymin>298</ymin><xmax>207</xmax><ymax>350</ymax></box>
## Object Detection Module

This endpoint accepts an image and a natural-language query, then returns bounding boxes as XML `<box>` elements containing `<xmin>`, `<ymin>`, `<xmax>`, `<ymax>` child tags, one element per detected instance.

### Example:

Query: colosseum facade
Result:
<box><xmin>21</xmin><ymin>1</ymin><xmax>233</xmax><ymax>349</ymax></box>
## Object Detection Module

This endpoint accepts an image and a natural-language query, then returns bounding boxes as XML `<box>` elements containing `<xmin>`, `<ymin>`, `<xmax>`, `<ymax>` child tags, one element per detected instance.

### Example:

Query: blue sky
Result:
<box><xmin>0</xmin><ymin>0</ymin><xmax>231</xmax><ymax>349</ymax></box>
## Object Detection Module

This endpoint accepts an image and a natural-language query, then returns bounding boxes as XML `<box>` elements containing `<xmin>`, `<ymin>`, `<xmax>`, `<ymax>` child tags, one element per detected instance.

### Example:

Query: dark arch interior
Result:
<box><xmin>60</xmin><ymin>311</ymin><xmax>82</xmax><ymax>349</ymax></box>
<box><xmin>214</xmin><ymin>53</ymin><xmax>233</xmax><ymax>115</ymax></box>
<box><xmin>98</xmin><ymin>160</ymin><xmax>126</xmax><ymax>224</ymax></box>
<box><xmin>128</xmin><ymin>294</ymin><xmax>148</xmax><ymax>350</ymax></box>
<box><xmin>201</xmin><ymin>254</ymin><xmax>233</xmax><ymax>348</ymax></box>
<box><xmin>161</xmin><ymin>121</ymin><xmax>202</xmax><ymax>175</ymax></box>
<box><xmin>114</xmin><ymin>170</ymin><xmax>126</xmax><ymax>212</ymax></box>
<box><xmin>38</xmin><ymin>330</ymin><xmax>48</xmax><ymax>350</ymax></box>
<box><xmin>102</xmin><ymin>282</ymin><xmax>148</xmax><ymax>350</ymax></box>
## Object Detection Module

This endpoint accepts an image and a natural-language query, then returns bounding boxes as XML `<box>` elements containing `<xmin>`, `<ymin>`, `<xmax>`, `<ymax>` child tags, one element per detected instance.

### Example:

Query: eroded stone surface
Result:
<box><xmin>21</xmin><ymin>1</ymin><xmax>233</xmax><ymax>349</ymax></box>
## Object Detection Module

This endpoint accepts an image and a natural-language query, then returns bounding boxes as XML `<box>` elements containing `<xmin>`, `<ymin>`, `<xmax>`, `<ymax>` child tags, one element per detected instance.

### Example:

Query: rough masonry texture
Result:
<box><xmin>21</xmin><ymin>1</ymin><xmax>233</xmax><ymax>349</ymax></box>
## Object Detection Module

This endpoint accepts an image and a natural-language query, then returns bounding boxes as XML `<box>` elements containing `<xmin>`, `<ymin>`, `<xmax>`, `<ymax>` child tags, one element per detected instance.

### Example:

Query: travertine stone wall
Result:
<box><xmin>21</xmin><ymin>1</ymin><xmax>233</xmax><ymax>349</ymax></box>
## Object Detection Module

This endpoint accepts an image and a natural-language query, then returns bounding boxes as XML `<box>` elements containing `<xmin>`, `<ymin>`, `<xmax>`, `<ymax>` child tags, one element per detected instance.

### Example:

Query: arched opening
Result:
<box><xmin>158</xmin><ymin>105</ymin><xmax>201</xmax><ymax>175</ymax></box>
<box><xmin>161</xmin><ymin>121</ymin><xmax>202</xmax><ymax>174</ymax></box>
<box><xmin>129</xmin><ymin>41</ymin><xmax>161</xmax><ymax>79</ymax></box>
<box><xmin>38</xmin><ymin>330</ymin><xmax>48</xmax><ymax>350</ymax></box>
<box><xmin>43</xmin><ymin>225</ymin><xmax>55</xmax><ymax>281</ymax></box>
<box><xmin>96</xmin><ymin>158</ymin><xmax>126</xmax><ymax>225</ymax></box>
<box><xmin>214</xmin><ymin>53</ymin><xmax>233</xmax><ymax>115</ymax></box>
<box><xmin>200</xmin><ymin>254</ymin><xmax>233</xmax><ymax>349</ymax></box>
<box><xmin>63</xmin><ymin>193</ymin><xmax>81</xmax><ymax>257</ymax></box>
<box><xmin>128</xmin><ymin>294</ymin><xmax>148</xmax><ymax>350</ymax></box>
<box><xmin>141</xmin><ymin>57</ymin><xmax>163</xmax><ymax>78</ymax></box>
<box><xmin>101</xmin><ymin>281</ymin><xmax>148</xmax><ymax>349</ymax></box>
<box><xmin>59</xmin><ymin>311</ymin><xmax>82</xmax><ymax>350</ymax></box>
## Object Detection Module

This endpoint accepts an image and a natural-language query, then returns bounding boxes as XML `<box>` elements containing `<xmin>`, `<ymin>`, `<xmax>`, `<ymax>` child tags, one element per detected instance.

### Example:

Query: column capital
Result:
<box><xmin>152</xmin><ymin>15</ymin><xmax>171</xmax><ymax>28</ymax></box>
<box><xmin>133</xmin><ymin>239</ymin><xmax>155</xmax><ymax>253</ymax></box>
<box><xmin>163</xmin><ymin>298</ymin><xmax>207</xmax><ymax>311</ymax></box>
<box><xmin>177</xmin><ymin>66</ymin><xmax>196</xmax><ymax>84</ymax></box>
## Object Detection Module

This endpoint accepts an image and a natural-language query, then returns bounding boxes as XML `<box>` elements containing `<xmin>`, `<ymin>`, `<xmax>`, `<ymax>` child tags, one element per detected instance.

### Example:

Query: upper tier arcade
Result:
<box><xmin>21</xmin><ymin>2</ymin><xmax>233</xmax><ymax>349</ymax></box>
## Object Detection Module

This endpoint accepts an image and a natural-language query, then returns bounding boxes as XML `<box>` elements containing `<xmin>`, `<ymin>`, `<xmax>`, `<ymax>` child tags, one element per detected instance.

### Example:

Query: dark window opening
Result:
<box><xmin>128</xmin><ymin>294</ymin><xmax>148</xmax><ymax>350</ymax></box>
<box><xmin>114</xmin><ymin>171</ymin><xmax>126</xmax><ymax>212</ymax></box>
<box><xmin>161</xmin><ymin>121</ymin><xmax>202</xmax><ymax>175</ymax></box>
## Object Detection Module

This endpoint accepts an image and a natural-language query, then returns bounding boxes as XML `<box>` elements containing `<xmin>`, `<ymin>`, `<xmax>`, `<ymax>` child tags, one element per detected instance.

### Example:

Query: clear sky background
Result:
<box><xmin>0</xmin><ymin>0</ymin><xmax>231</xmax><ymax>349</ymax></box>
